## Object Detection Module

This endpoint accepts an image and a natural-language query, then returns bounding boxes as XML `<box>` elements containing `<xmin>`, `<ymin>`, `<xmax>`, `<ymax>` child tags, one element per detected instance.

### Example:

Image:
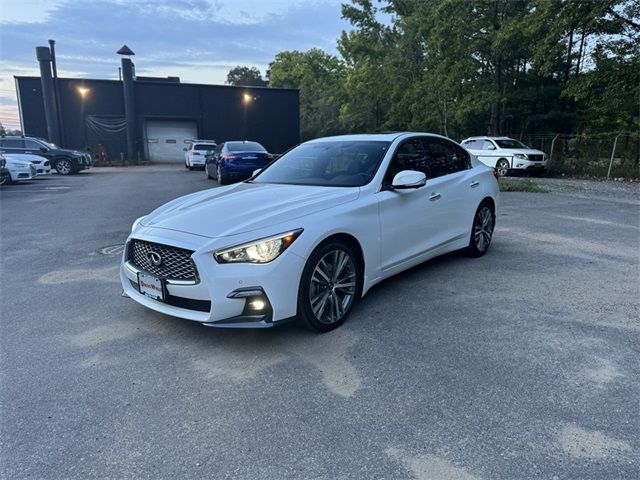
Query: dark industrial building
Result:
<box><xmin>15</xmin><ymin>46</ymin><xmax>300</xmax><ymax>163</ymax></box>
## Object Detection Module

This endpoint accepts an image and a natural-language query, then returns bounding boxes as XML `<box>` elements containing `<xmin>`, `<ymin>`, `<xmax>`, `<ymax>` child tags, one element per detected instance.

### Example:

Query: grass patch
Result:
<box><xmin>499</xmin><ymin>178</ymin><xmax>548</xmax><ymax>193</ymax></box>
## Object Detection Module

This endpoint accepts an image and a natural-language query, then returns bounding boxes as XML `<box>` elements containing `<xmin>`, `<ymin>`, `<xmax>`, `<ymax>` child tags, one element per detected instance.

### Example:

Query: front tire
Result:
<box><xmin>55</xmin><ymin>158</ymin><xmax>75</xmax><ymax>175</ymax></box>
<box><xmin>467</xmin><ymin>202</ymin><xmax>495</xmax><ymax>257</ymax></box>
<box><xmin>297</xmin><ymin>241</ymin><xmax>361</xmax><ymax>333</ymax></box>
<box><xmin>1</xmin><ymin>173</ymin><xmax>12</xmax><ymax>185</ymax></box>
<box><xmin>496</xmin><ymin>159</ymin><xmax>510</xmax><ymax>177</ymax></box>
<box><xmin>205</xmin><ymin>163</ymin><xmax>213</xmax><ymax>179</ymax></box>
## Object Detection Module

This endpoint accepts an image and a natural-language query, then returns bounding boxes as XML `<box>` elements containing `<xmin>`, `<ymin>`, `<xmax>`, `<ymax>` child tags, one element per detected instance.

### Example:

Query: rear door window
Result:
<box><xmin>2</xmin><ymin>139</ymin><xmax>24</xmax><ymax>148</ymax></box>
<box><xmin>425</xmin><ymin>138</ymin><xmax>471</xmax><ymax>178</ymax></box>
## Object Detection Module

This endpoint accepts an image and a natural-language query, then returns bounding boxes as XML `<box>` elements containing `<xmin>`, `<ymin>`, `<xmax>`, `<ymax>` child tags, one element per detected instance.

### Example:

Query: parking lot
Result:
<box><xmin>1</xmin><ymin>167</ymin><xmax>638</xmax><ymax>479</ymax></box>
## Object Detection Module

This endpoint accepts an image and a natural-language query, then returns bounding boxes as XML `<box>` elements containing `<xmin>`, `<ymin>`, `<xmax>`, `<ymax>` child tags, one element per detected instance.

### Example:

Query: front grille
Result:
<box><xmin>528</xmin><ymin>154</ymin><xmax>544</xmax><ymax>162</ymax></box>
<box><xmin>129</xmin><ymin>239</ymin><xmax>198</xmax><ymax>281</ymax></box>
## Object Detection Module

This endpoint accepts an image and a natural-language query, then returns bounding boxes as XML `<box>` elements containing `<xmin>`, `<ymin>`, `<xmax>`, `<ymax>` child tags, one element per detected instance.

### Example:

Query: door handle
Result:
<box><xmin>429</xmin><ymin>193</ymin><xmax>441</xmax><ymax>201</ymax></box>
<box><xmin>470</xmin><ymin>181</ymin><xmax>480</xmax><ymax>188</ymax></box>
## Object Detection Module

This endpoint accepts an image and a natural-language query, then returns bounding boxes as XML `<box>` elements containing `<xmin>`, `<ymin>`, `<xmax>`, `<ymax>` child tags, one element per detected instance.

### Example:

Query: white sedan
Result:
<box><xmin>5</xmin><ymin>153</ymin><xmax>51</xmax><ymax>176</ymax></box>
<box><xmin>2</xmin><ymin>155</ymin><xmax>37</xmax><ymax>184</ymax></box>
<box><xmin>121</xmin><ymin>133</ymin><xmax>499</xmax><ymax>332</ymax></box>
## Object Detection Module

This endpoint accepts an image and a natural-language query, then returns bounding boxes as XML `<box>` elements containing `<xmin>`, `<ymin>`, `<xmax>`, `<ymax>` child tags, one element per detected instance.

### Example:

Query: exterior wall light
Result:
<box><xmin>77</xmin><ymin>86</ymin><xmax>90</xmax><ymax>99</ymax></box>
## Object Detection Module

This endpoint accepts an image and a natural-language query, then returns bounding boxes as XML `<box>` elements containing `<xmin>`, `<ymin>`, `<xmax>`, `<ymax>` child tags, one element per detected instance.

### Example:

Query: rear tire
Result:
<box><xmin>297</xmin><ymin>241</ymin><xmax>362</xmax><ymax>333</ymax></box>
<box><xmin>217</xmin><ymin>165</ymin><xmax>228</xmax><ymax>185</ymax></box>
<box><xmin>466</xmin><ymin>202</ymin><xmax>495</xmax><ymax>257</ymax></box>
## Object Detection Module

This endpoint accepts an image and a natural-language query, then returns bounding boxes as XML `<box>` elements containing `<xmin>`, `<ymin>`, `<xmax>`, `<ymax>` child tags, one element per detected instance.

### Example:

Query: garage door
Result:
<box><xmin>145</xmin><ymin>120</ymin><xmax>197</xmax><ymax>163</ymax></box>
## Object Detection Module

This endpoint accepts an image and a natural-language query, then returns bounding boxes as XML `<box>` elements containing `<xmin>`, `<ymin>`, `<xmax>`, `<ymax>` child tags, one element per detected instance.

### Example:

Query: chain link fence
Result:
<box><xmin>518</xmin><ymin>133</ymin><xmax>639</xmax><ymax>179</ymax></box>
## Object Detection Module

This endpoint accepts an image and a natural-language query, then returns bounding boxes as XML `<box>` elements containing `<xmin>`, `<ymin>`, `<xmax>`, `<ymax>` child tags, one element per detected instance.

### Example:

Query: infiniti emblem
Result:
<box><xmin>146</xmin><ymin>250</ymin><xmax>162</xmax><ymax>267</ymax></box>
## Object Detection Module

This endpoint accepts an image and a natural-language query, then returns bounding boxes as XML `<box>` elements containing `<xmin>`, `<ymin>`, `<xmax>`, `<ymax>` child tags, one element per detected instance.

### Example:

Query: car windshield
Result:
<box><xmin>227</xmin><ymin>142</ymin><xmax>266</xmax><ymax>152</ymax></box>
<box><xmin>194</xmin><ymin>144</ymin><xmax>214</xmax><ymax>151</ymax></box>
<box><xmin>495</xmin><ymin>139</ymin><xmax>528</xmax><ymax>149</ymax></box>
<box><xmin>254</xmin><ymin>140</ymin><xmax>391</xmax><ymax>187</ymax></box>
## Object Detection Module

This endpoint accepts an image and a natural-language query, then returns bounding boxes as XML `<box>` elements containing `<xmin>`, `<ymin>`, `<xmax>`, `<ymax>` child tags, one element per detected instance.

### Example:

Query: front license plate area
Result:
<box><xmin>138</xmin><ymin>272</ymin><xmax>165</xmax><ymax>301</ymax></box>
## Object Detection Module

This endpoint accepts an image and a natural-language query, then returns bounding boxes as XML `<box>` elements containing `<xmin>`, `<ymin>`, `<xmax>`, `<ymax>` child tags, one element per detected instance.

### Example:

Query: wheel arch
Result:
<box><xmin>313</xmin><ymin>232</ymin><xmax>365</xmax><ymax>292</ymax></box>
<box><xmin>496</xmin><ymin>157</ymin><xmax>510</xmax><ymax>168</ymax></box>
<box><xmin>480</xmin><ymin>195</ymin><xmax>495</xmax><ymax>213</ymax></box>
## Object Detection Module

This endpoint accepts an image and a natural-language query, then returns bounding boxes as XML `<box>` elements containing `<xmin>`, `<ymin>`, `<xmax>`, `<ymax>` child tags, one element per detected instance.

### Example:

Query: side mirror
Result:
<box><xmin>252</xmin><ymin>168</ymin><xmax>262</xmax><ymax>177</ymax></box>
<box><xmin>487</xmin><ymin>145</ymin><xmax>496</xmax><ymax>150</ymax></box>
<box><xmin>391</xmin><ymin>170</ymin><xmax>427</xmax><ymax>190</ymax></box>
<box><xmin>40</xmin><ymin>147</ymin><xmax>48</xmax><ymax>152</ymax></box>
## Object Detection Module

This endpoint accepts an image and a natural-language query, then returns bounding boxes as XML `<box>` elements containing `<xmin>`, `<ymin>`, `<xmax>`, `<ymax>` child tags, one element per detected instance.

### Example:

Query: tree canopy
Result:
<box><xmin>229</xmin><ymin>0</ymin><xmax>639</xmax><ymax>141</ymax></box>
<box><xmin>225</xmin><ymin>66</ymin><xmax>268</xmax><ymax>87</ymax></box>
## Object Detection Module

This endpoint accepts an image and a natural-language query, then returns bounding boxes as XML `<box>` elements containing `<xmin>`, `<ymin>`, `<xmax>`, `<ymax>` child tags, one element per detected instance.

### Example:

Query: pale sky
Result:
<box><xmin>0</xmin><ymin>0</ymin><xmax>352</xmax><ymax>130</ymax></box>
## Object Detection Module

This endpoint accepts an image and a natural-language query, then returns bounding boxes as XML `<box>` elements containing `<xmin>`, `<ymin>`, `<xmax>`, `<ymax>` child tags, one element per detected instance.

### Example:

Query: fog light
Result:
<box><xmin>249</xmin><ymin>299</ymin><xmax>266</xmax><ymax>311</ymax></box>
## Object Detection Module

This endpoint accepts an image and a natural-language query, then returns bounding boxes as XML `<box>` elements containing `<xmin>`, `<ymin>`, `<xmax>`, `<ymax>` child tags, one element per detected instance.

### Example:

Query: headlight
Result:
<box><xmin>214</xmin><ymin>229</ymin><xmax>303</xmax><ymax>264</ymax></box>
<box><xmin>514</xmin><ymin>153</ymin><xmax>528</xmax><ymax>159</ymax></box>
<box><xmin>131</xmin><ymin>216</ymin><xmax>147</xmax><ymax>232</ymax></box>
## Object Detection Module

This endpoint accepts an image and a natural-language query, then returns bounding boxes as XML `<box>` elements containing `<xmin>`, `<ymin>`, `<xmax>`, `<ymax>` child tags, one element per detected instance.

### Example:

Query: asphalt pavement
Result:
<box><xmin>1</xmin><ymin>167</ymin><xmax>638</xmax><ymax>479</ymax></box>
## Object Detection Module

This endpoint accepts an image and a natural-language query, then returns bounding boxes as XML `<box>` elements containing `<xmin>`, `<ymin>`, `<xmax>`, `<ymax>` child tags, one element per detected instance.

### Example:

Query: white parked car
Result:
<box><xmin>461</xmin><ymin>136</ymin><xmax>547</xmax><ymax>176</ymax></box>
<box><xmin>5</xmin><ymin>153</ymin><xmax>51</xmax><ymax>176</ymax></box>
<box><xmin>122</xmin><ymin>133</ymin><xmax>499</xmax><ymax>332</ymax></box>
<box><xmin>2</xmin><ymin>155</ymin><xmax>37</xmax><ymax>183</ymax></box>
<box><xmin>184</xmin><ymin>140</ymin><xmax>216</xmax><ymax>170</ymax></box>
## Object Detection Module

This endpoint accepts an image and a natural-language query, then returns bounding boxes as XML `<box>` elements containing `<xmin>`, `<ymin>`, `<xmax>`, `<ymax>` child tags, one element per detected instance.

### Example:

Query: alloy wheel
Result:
<box><xmin>474</xmin><ymin>206</ymin><xmax>494</xmax><ymax>253</ymax></box>
<box><xmin>217</xmin><ymin>165</ymin><xmax>222</xmax><ymax>183</ymax></box>
<box><xmin>496</xmin><ymin>159</ymin><xmax>509</xmax><ymax>177</ymax></box>
<box><xmin>56</xmin><ymin>159</ymin><xmax>72</xmax><ymax>175</ymax></box>
<box><xmin>309</xmin><ymin>249</ymin><xmax>357</xmax><ymax>325</ymax></box>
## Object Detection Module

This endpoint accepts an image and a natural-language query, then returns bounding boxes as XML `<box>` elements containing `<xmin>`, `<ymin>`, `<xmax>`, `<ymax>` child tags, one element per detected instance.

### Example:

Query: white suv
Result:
<box><xmin>461</xmin><ymin>136</ymin><xmax>547</xmax><ymax>176</ymax></box>
<box><xmin>184</xmin><ymin>140</ymin><xmax>216</xmax><ymax>170</ymax></box>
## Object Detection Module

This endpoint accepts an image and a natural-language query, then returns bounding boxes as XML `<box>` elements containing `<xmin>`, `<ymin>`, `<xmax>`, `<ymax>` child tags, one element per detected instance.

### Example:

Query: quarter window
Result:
<box><xmin>462</xmin><ymin>139</ymin><xmax>480</xmax><ymax>149</ymax></box>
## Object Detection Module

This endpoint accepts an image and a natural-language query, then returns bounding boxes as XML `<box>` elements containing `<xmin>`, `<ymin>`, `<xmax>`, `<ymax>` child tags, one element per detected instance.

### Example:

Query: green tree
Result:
<box><xmin>268</xmin><ymin>49</ymin><xmax>346</xmax><ymax>140</ymax></box>
<box><xmin>225</xmin><ymin>66</ymin><xmax>267</xmax><ymax>87</ymax></box>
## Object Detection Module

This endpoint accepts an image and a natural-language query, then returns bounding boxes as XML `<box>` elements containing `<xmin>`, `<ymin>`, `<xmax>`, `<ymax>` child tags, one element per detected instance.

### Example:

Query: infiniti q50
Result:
<box><xmin>121</xmin><ymin>133</ymin><xmax>499</xmax><ymax>332</ymax></box>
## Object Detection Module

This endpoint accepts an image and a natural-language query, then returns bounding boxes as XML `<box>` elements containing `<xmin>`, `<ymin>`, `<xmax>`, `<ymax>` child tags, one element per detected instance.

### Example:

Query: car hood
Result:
<box><xmin>3</xmin><ymin>156</ymin><xmax>31</xmax><ymax>167</ymax></box>
<box><xmin>141</xmin><ymin>182</ymin><xmax>360</xmax><ymax>238</ymax></box>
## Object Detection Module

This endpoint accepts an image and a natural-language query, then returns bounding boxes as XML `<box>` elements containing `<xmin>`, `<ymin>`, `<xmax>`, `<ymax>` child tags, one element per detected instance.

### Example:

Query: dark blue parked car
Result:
<box><xmin>205</xmin><ymin>141</ymin><xmax>273</xmax><ymax>184</ymax></box>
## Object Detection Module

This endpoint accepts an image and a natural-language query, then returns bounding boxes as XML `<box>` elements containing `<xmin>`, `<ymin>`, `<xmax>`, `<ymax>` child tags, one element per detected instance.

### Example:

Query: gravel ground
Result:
<box><xmin>506</xmin><ymin>175</ymin><xmax>640</xmax><ymax>202</ymax></box>
<box><xmin>1</xmin><ymin>167</ymin><xmax>638</xmax><ymax>479</ymax></box>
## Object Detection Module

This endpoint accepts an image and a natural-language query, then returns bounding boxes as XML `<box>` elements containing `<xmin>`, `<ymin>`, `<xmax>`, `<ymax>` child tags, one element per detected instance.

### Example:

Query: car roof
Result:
<box><xmin>462</xmin><ymin>136</ymin><xmax>513</xmax><ymax>141</ymax></box>
<box><xmin>307</xmin><ymin>132</ymin><xmax>454</xmax><ymax>143</ymax></box>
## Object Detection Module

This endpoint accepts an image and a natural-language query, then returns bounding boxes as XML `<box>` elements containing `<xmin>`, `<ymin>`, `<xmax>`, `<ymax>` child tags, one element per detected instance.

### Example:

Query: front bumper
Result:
<box><xmin>77</xmin><ymin>154</ymin><xmax>93</xmax><ymax>170</ymax></box>
<box><xmin>9</xmin><ymin>165</ymin><xmax>35</xmax><ymax>181</ymax></box>
<box><xmin>120</xmin><ymin>229</ymin><xmax>306</xmax><ymax>327</ymax></box>
<box><xmin>35</xmin><ymin>163</ymin><xmax>52</xmax><ymax>176</ymax></box>
<box><xmin>512</xmin><ymin>158</ymin><xmax>547</xmax><ymax>170</ymax></box>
